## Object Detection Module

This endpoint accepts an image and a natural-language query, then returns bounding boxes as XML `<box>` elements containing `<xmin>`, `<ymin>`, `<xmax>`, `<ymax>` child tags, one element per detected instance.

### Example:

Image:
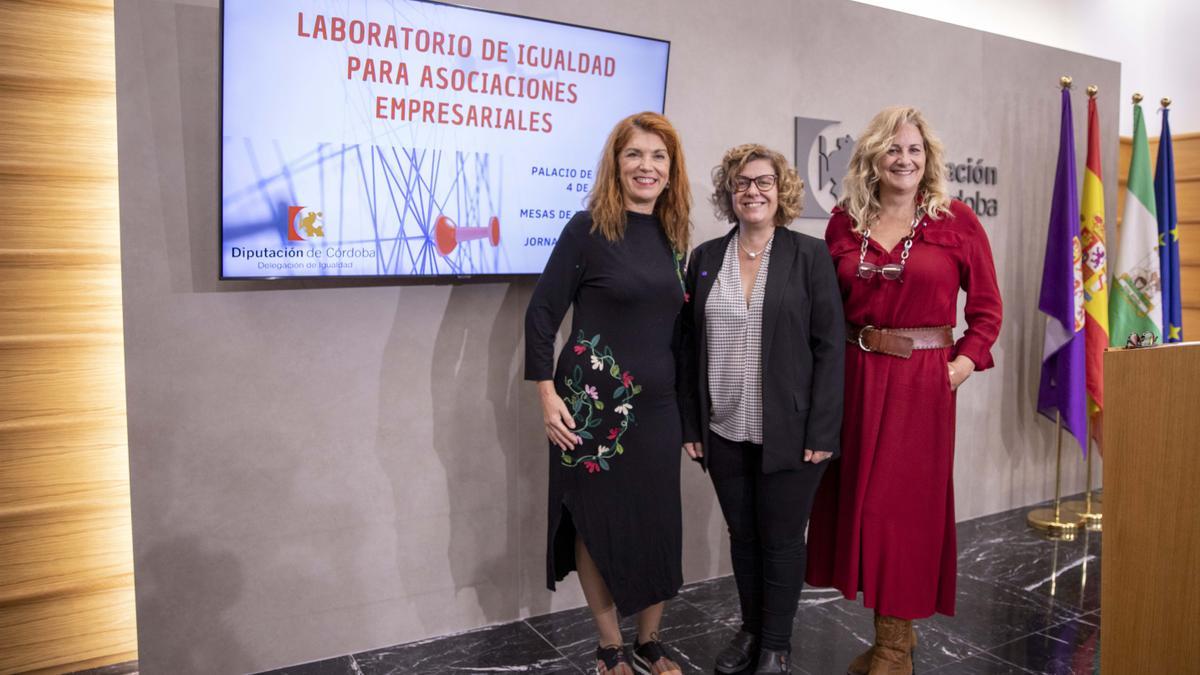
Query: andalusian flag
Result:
<box><xmin>1155</xmin><ymin>107</ymin><xmax>1183</xmax><ymax>342</ymax></box>
<box><xmin>1080</xmin><ymin>94</ymin><xmax>1108</xmax><ymax>453</ymax></box>
<box><xmin>1109</xmin><ymin>101</ymin><xmax>1162</xmax><ymax>345</ymax></box>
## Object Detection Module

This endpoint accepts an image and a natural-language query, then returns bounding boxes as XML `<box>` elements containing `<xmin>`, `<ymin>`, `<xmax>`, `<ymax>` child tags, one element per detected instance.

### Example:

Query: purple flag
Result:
<box><xmin>1037</xmin><ymin>87</ymin><xmax>1088</xmax><ymax>453</ymax></box>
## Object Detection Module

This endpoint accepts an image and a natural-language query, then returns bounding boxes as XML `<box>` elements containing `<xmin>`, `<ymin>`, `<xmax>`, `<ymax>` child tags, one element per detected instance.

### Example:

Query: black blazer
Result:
<box><xmin>678</xmin><ymin>226</ymin><xmax>845</xmax><ymax>473</ymax></box>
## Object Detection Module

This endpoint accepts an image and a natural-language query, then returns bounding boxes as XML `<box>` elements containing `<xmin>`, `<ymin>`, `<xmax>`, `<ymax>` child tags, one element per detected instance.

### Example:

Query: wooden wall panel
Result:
<box><xmin>1185</xmin><ymin>307</ymin><xmax>1200</xmax><ymax>332</ymax></box>
<box><xmin>1176</xmin><ymin>178</ymin><xmax>1200</xmax><ymax>222</ymax></box>
<box><xmin>1181</xmin><ymin>223</ymin><xmax>1199</xmax><ymax>265</ymax></box>
<box><xmin>0</xmin><ymin>340</ymin><xmax>127</xmax><ymax>426</ymax></box>
<box><xmin>3</xmin><ymin>177</ymin><xmax>120</xmax><ymax>251</ymax></box>
<box><xmin>0</xmin><ymin>259</ymin><xmax>123</xmax><ymax>338</ymax></box>
<box><xmin>0</xmin><ymin>418</ymin><xmax>131</xmax><ymax>505</ymax></box>
<box><xmin>0</xmin><ymin>589</ymin><xmax>137</xmax><ymax>675</ymax></box>
<box><xmin>0</xmin><ymin>0</ymin><xmax>135</xmax><ymax>672</ymax></box>
<box><xmin>1182</xmin><ymin>264</ymin><xmax>1200</xmax><ymax>300</ymax></box>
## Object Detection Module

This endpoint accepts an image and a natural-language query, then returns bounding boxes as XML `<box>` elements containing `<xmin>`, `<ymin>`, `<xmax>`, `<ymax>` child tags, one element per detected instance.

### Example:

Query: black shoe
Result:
<box><xmin>754</xmin><ymin>648</ymin><xmax>790</xmax><ymax>674</ymax></box>
<box><xmin>714</xmin><ymin>630</ymin><xmax>759</xmax><ymax>673</ymax></box>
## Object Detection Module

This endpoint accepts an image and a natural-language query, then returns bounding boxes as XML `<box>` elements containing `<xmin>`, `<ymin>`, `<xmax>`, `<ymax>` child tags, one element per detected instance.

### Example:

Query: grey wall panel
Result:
<box><xmin>115</xmin><ymin>0</ymin><xmax>1119</xmax><ymax>671</ymax></box>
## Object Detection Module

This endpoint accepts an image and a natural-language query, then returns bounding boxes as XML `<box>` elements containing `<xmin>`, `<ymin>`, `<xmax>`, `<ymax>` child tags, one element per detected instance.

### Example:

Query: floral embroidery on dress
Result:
<box><xmin>560</xmin><ymin>330</ymin><xmax>642</xmax><ymax>472</ymax></box>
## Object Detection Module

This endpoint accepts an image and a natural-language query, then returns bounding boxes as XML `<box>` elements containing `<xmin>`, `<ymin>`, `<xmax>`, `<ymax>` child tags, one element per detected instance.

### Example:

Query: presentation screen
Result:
<box><xmin>220</xmin><ymin>1</ymin><xmax>669</xmax><ymax>279</ymax></box>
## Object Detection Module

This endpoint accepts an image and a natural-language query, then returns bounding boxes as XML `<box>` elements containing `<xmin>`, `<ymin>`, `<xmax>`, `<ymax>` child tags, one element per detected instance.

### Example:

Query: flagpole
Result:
<box><xmin>1063</xmin><ymin>82</ymin><xmax>1104</xmax><ymax>530</ymax></box>
<box><xmin>1156</xmin><ymin>95</ymin><xmax>1182</xmax><ymax>342</ymax></box>
<box><xmin>1081</xmin><ymin>448</ymin><xmax>1102</xmax><ymax>527</ymax></box>
<box><xmin>1064</xmin><ymin>422</ymin><xmax>1102</xmax><ymax>528</ymax></box>
<box><xmin>1029</xmin><ymin>74</ymin><xmax>1081</xmax><ymax>539</ymax></box>
<box><xmin>1028</xmin><ymin>411</ymin><xmax>1079</xmax><ymax>538</ymax></box>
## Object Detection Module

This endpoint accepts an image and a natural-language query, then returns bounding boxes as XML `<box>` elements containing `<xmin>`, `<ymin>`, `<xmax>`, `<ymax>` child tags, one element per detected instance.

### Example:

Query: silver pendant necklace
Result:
<box><xmin>739</xmin><ymin>236</ymin><xmax>767</xmax><ymax>259</ymax></box>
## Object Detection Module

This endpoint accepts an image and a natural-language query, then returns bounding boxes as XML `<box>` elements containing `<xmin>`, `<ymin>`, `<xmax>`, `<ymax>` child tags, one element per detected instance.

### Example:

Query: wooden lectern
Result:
<box><xmin>1102</xmin><ymin>343</ymin><xmax>1200</xmax><ymax>673</ymax></box>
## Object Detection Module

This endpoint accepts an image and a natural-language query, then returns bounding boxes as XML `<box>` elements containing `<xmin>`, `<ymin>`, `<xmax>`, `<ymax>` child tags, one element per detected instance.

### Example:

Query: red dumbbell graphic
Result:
<box><xmin>434</xmin><ymin>215</ymin><xmax>500</xmax><ymax>256</ymax></box>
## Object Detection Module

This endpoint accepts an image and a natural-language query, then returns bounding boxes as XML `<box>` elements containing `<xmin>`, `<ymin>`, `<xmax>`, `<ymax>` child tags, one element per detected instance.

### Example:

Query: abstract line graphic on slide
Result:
<box><xmin>222</xmin><ymin>139</ymin><xmax>504</xmax><ymax>277</ymax></box>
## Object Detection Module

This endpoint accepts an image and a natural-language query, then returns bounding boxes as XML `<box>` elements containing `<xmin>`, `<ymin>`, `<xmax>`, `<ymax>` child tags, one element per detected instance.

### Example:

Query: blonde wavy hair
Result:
<box><xmin>840</xmin><ymin>106</ymin><xmax>952</xmax><ymax>232</ymax></box>
<box><xmin>710</xmin><ymin>144</ymin><xmax>803</xmax><ymax>227</ymax></box>
<box><xmin>587</xmin><ymin>112</ymin><xmax>691</xmax><ymax>253</ymax></box>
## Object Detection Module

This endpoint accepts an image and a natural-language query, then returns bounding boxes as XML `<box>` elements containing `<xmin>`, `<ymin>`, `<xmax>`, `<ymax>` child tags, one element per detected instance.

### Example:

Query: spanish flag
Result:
<box><xmin>1080</xmin><ymin>93</ymin><xmax>1108</xmax><ymax>454</ymax></box>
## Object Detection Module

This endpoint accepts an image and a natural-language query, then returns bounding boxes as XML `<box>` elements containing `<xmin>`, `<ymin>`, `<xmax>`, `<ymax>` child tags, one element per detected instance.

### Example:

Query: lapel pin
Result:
<box><xmin>701</xmin><ymin>271</ymin><xmax>708</xmax><ymax>277</ymax></box>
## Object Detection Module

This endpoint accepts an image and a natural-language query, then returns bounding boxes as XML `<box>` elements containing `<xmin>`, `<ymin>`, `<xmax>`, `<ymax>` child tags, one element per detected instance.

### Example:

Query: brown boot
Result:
<box><xmin>866</xmin><ymin>615</ymin><xmax>913</xmax><ymax>675</ymax></box>
<box><xmin>846</xmin><ymin>645</ymin><xmax>874</xmax><ymax>675</ymax></box>
<box><xmin>847</xmin><ymin>615</ymin><xmax>917</xmax><ymax>675</ymax></box>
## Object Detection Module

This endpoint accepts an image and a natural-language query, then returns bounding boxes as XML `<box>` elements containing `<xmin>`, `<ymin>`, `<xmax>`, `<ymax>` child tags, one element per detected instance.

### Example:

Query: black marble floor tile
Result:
<box><xmin>527</xmin><ymin>597</ymin><xmax>715</xmax><ymax>673</ymax></box>
<box><xmin>81</xmin><ymin>499</ymin><xmax>1107</xmax><ymax>675</ymax></box>
<box><xmin>792</xmin><ymin>596</ymin><xmax>982</xmax><ymax>673</ymax></box>
<box><xmin>255</xmin><ymin>655</ymin><xmax>361</xmax><ymax>675</ymax></box>
<box><xmin>956</xmin><ymin>507</ymin><xmax>1030</xmax><ymax>544</ymax></box>
<box><xmin>985</xmin><ymin>616</ymin><xmax>1100</xmax><ymax>675</ymax></box>
<box><xmin>957</xmin><ymin>493</ymin><xmax>1103</xmax><ymax>620</ymax></box>
<box><xmin>656</xmin><ymin>625</ymin><xmax>742</xmax><ymax>675</ymax></box>
<box><xmin>925</xmin><ymin>575</ymin><xmax>1078</xmax><ymax>656</ymax></box>
<box><xmin>352</xmin><ymin>621</ymin><xmax>578</xmax><ymax>674</ymax></box>
<box><xmin>791</xmin><ymin>598</ymin><xmax>876</xmax><ymax>674</ymax></box>
<box><xmin>927</xmin><ymin>650</ymin><xmax>1036</xmax><ymax>674</ymax></box>
<box><xmin>966</xmin><ymin>530</ymin><xmax>1101</xmax><ymax>615</ymax></box>
<box><xmin>676</xmin><ymin>574</ymin><xmax>743</xmax><ymax>628</ymax></box>
<box><xmin>1011</xmin><ymin>536</ymin><xmax>1101</xmax><ymax>618</ymax></box>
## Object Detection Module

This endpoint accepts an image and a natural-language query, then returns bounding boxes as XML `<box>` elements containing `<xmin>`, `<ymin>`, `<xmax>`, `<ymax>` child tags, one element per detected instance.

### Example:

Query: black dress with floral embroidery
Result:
<box><xmin>525</xmin><ymin>210</ymin><xmax>685</xmax><ymax>616</ymax></box>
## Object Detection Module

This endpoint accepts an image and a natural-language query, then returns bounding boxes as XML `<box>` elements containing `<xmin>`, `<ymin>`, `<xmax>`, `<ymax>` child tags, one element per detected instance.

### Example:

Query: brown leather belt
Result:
<box><xmin>847</xmin><ymin>322</ymin><xmax>953</xmax><ymax>359</ymax></box>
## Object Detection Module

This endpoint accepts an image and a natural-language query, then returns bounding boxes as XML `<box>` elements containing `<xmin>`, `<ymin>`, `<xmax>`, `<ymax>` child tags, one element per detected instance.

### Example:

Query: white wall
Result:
<box><xmin>856</xmin><ymin>0</ymin><xmax>1200</xmax><ymax>135</ymax></box>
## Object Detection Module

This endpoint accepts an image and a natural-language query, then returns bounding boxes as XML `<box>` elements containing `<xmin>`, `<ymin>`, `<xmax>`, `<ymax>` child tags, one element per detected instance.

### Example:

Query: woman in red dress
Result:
<box><xmin>805</xmin><ymin>107</ymin><xmax>1002</xmax><ymax>675</ymax></box>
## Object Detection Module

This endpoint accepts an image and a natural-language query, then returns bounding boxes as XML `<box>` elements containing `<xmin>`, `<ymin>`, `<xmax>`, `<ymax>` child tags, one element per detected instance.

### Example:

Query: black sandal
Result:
<box><xmin>632</xmin><ymin>634</ymin><xmax>682</xmax><ymax>675</ymax></box>
<box><xmin>595</xmin><ymin>643</ymin><xmax>632</xmax><ymax>675</ymax></box>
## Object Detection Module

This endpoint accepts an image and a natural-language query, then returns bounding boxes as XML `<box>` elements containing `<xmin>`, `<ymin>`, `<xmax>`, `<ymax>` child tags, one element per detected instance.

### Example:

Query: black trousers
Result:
<box><xmin>708</xmin><ymin>431</ymin><xmax>828</xmax><ymax>652</ymax></box>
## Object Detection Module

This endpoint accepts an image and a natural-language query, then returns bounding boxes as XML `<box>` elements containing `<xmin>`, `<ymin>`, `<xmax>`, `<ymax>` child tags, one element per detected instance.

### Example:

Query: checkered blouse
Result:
<box><xmin>704</xmin><ymin>234</ymin><xmax>773</xmax><ymax>445</ymax></box>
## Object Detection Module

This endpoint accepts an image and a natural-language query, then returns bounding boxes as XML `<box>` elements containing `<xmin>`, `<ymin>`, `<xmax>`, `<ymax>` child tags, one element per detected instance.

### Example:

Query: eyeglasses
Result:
<box><xmin>857</xmin><ymin>262</ymin><xmax>905</xmax><ymax>280</ymax></box>
<box><xmin>856</xmin><ymin>210</ymin><xmax>923</xmax><ymax>282</ymax></box>
<box><xmin>733</xmin><ymin>174</ymin><xmax>777</xmax><ymax>192</ymax></box>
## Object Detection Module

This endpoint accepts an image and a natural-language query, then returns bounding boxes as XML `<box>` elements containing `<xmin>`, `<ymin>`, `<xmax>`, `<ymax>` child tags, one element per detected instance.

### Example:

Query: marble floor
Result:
<box><xmin>254</xmin><ymin>498</ymin><xmax>1102</xmax><ymax>675</ymax></box>
<box><xmin>79</xmin><ymin>497</ymin><xmax>1101</xmax><ymax>675</ymax></box>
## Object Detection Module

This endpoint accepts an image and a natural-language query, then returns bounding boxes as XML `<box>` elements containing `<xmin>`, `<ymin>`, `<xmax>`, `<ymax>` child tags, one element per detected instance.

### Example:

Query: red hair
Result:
<box><xmin>587</xmin><ymin>112</ymin><xmax>691</xmax><ymax>253</ymax></box>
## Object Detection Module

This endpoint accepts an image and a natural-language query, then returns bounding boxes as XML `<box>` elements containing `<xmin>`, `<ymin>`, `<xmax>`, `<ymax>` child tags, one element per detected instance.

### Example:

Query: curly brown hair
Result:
<box><xmin>710</xmin><ymin>144</ymin><xmax>803</xmax><ymax>227</ymax></box>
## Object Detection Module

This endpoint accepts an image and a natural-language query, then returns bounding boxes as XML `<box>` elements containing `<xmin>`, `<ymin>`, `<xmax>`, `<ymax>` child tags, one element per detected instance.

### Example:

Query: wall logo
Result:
<box><xmin>794</xmin><ymin>117</ymin><xmax>855</xmax><ymax>219</ymax></box>
<box><xmin>287</xmin><ymin>206</ymin><xmax>325</xmax><ymax>241</ymax></box>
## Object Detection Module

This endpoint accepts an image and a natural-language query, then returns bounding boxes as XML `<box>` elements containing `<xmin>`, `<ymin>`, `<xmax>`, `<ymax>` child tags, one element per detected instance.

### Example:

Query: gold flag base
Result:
<box><xmin>1063</xmin><ymin>436</ymin><xmax>1102</xmax><ymax>530</ymax></box>
<box><xmin>1026</xmin><ymin>411</ymin><xmax>1077</xmax><ymax>540</ymax></box>
<box><xmin>1027</xmin><ymin>507</ymin><xmax>1080</xmax><ymax>540</ymax></box>
<box><xmin>1063</xmin><ymin>496</ymin><xmax>1102</xmax><ymax>530</ymax></box>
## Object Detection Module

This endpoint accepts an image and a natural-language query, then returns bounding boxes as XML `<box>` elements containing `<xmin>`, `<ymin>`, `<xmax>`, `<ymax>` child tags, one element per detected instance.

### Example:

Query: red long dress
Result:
<box><xmin>805</xmin><ymin>200</ymin><xmax>1002</xmax><ymax>619</ymax></box>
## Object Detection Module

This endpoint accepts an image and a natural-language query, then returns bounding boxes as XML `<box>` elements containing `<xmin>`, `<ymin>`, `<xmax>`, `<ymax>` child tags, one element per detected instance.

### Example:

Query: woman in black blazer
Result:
<box><xmin>679</xmin><ymin>144</ymin><xmax>845</xmax><ymax>674</ymax></box>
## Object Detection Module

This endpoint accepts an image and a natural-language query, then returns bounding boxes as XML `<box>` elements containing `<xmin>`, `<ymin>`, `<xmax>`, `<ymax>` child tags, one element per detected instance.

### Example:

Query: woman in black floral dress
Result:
<box><xmin>525</xmin><ymin>111</ymin><xmax>691</xmax><ymax>675</ymax></box>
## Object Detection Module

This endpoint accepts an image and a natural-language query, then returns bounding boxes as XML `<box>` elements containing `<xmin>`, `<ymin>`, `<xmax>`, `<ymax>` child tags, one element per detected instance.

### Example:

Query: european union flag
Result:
<box><xmin>1155</xmin><ymin>106</ymin><xmax>1183</xmax><ymax>342</ymax></box>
